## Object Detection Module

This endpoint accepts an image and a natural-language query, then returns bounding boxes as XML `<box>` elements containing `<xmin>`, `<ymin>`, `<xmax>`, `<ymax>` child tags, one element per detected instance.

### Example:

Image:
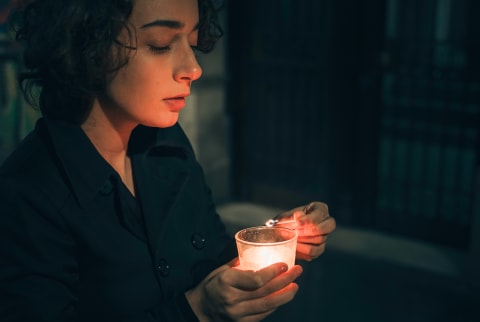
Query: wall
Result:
<box><xmin>179</xmin><ymin>11</ymin><xmax>231</xmax><ymax>204</ymax></box>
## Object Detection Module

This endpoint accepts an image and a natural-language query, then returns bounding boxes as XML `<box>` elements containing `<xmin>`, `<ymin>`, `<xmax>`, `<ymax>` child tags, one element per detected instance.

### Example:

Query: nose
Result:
<box><xmin>173</xmin><ymin>42</ymin><xmax>203</xmax><ymax>83</ymax></box>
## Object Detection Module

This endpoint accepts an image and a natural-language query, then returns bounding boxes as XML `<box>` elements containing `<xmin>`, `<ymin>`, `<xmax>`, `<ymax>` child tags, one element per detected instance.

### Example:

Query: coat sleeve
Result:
<box><xmin>0</xmin><ymin>179</ymin><xmax>79</xmax><ymax>322</ymax></box>
<box><xmin>146</xmin><ymin>294</ymin><xmax>199</xmax><ymax>321</ymax></box>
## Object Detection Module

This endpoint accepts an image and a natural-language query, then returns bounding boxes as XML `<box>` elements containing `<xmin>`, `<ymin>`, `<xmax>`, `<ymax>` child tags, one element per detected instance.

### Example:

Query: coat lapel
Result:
<box><xmin>132</xmin><ymin>152</ymin><xmax>190</xmax><ymax>261</ymax></box>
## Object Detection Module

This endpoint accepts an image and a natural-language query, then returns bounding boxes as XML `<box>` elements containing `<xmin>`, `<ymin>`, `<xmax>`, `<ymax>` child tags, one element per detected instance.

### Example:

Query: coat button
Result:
<box><xmin>157</xmin><ymin>259</ymin><xmax>170</xmax><ymax>277</ymax></box>
<box><xmin>99</xmin><ymin>178</ymin><xmax>114</xmax><ymax>196</ymax></box>
<box><xmin>191</xmin><ymin>233</ymin><xmax>206</xmax><ymax>250</ymax></box>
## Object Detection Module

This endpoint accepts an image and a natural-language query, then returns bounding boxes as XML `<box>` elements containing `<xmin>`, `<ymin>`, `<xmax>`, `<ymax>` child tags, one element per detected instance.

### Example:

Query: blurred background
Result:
<box><xmin>1</xmin><ymin>0</ymin><xmax>479</xmax><ymax>321</ymax></box>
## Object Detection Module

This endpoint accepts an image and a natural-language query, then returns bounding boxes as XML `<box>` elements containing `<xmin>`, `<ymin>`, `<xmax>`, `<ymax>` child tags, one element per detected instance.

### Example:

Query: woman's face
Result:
<box><xmin>100</xmin><ymin>0</ymin><xmax>203</xmax><ymax>129</ymax></box>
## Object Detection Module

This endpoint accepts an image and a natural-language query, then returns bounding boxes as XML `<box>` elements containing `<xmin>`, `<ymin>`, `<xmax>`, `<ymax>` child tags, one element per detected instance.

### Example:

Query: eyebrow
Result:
<box><xmin>140</xmin><ymin>19</ymin><xmax>199</xmax><ymax>31</ymax></box>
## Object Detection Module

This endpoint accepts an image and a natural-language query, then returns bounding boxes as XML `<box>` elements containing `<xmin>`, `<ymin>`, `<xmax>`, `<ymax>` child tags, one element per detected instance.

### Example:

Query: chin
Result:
<box><xmin>143</xmin><ymin>116</ymin><xmax>178</xmax><ymax>129</ymax></box>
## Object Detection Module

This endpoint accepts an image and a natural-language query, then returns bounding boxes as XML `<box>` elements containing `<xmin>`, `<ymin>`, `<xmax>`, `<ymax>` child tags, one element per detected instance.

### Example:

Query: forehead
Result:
<box><xmin>130</xmin><ymin>0</ymin><xmax>199</xmax><ymax>28</ymax></box>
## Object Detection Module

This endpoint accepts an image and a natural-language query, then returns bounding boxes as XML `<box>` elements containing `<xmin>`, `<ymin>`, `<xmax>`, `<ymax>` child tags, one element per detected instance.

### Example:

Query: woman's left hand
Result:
<box><xmin>274</xmin><ymin>201</ymin><xmax>336</xmax><ymax>261</ymax></box>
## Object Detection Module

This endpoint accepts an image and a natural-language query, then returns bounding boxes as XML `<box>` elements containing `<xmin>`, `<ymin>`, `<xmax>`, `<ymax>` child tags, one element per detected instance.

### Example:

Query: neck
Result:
<box><xmin>81</xmin><ymin>102</ymin><xmax>138</xmax><ymax>196</ymax></box>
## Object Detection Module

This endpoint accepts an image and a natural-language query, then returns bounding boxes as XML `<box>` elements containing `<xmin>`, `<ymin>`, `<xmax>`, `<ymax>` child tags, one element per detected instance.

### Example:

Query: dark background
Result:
<box><xmin>223</xmin><ymin>2</ymin><xmax>480</xmax><ymax>320</ymax></box>
<box><xmin>227</xmin><ymin>0</ymin><xmax>480</xmax><ymax>251</ymax></box>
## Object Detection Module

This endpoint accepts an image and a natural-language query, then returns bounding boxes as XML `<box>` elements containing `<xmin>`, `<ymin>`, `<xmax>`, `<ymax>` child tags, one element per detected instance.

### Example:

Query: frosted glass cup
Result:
<box><xmin>235</xmin><ymin>226</ymin><xmax>298</xmax><ymax>271</ymax></box>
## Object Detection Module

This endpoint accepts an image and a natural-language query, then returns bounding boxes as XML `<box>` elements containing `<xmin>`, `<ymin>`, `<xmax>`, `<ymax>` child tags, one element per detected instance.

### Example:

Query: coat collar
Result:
<box><xmin>41</xmin><ymin>118</ymin><xmax>192</xmax><ymax>210</ymax></box>
<box><xmin>41</xmin><ymin>118</ymin><xmax>115</xmax><ymax>208</ymax></box>
<box><xmin>42</xmin><ymin>118</ymin><xmax>198</xmax><ymax>264</ymax></box>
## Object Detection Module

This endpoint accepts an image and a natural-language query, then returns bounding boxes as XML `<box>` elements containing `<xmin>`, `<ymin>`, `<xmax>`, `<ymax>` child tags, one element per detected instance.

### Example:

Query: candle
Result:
<box><xmin>235</xmin><ymin>226</ymin><xmax>297</xmax><ymax>271</ymax></box>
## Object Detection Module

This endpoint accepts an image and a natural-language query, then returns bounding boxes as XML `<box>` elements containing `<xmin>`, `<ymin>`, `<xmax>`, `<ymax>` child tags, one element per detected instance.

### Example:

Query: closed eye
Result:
<box><xmin>149</xmin><ymin>45</ymin><xmax>171</xmax><ymax>54</ymax></box>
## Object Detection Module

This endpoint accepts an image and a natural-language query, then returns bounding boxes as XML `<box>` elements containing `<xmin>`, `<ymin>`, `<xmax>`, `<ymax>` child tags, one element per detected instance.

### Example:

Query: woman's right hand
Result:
<box><xmin>185</xmin><ymin>259</ymin><xmax>303</xmax><ymax>322</ymax></box>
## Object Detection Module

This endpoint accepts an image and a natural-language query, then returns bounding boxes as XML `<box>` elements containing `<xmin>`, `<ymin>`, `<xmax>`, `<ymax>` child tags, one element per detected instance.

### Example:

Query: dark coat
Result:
<box><xmin>0</xmin><ymin>118</ymin><xmax>237</xmax><ymax>321</ymax></box>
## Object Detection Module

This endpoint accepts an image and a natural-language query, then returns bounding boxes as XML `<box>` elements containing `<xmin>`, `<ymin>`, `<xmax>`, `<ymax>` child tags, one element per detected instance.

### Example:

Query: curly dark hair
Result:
<box><xmin>11</xmin><ymin>0</ymin><xmax>223</xmax><ymax>124</ymax></box>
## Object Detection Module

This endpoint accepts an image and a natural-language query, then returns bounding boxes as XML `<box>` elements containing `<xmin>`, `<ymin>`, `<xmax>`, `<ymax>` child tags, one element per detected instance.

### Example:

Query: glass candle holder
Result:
<box><xmin>235</xmin><ymin>226</ymin><xmax>298</xmax><ymax>271</ymax></box>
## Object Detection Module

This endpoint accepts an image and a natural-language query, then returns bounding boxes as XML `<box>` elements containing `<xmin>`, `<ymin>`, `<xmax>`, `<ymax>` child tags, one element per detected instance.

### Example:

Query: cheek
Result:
<box><xmin>105</xmin><ymin>55</ymin><xmax>171</xmax><ymax>113</ymax></box>
<box><xmin>119</xmin><ymin>62</ymin><xmax>166</xmax><ymax>97</ymax></box>
<box><xmin>108</xmin><ymin>65</ymin><xmax>147</xmax><ymax>101</ymax></box>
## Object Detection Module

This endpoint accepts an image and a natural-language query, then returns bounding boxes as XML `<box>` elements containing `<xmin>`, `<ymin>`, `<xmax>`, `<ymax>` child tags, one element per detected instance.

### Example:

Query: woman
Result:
<box><xmin>0</xmin><ymin>0</ymin><xmax>336</xmax><ymax>321</ymax></box>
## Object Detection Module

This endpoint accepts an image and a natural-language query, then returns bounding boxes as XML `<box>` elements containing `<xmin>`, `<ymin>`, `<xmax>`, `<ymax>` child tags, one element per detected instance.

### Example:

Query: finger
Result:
<box><xmin>204</xmin><ymin>261</ymin><xmax>237</xmax><ymax>282</ymax></box>
<box><xmin>264</xmin><ymin>281</ymin><xmax>299</xmax><ymax>307</ymax></box>
<box><xmin>231</xmin><ymin>283</ymin><xmax>298</xmax><ymax>321</ymax></box>
<box><xmin>249</xmin><ymin>265</ymin><xmax>303</xmax><ymax>299</ymax></box>
<box><xmin>227</xmin><ymin>264</ymin><xmax>302</xmax><ymax>305</ymax></box>
<box><xmin>296</xmin><ymin>203</ymin><xmax>329</xmax><ymax>222</ymax></box>
<box><xmin>228</xmin><ymin>257</ymin><xmax>241</xmax><ymax>268</ymax></box>
<box><xmin>226</xmin><ymin>262</ymin><xmax>289</xmax><ymax>290</ymax></box>
<box><xmin>296</xmin><ymin>242</ymin><xmax>326</xmax><ymax>260</ymax></box>
<box><xmin>256</xmin><ymin>282</ymin><xmax>299</xmax><ymax>315</ymax></box>
<box><xmin>319</xmin><ymin>216</ymin><xmax>337</xmax><ymax>233</ymax></box>
<box><xmin>297</xmin><ymin>234</ymin><xmax>327</xmax><ymax>245</ymax></box>
<box><xmin>215</xmin><ymin>264</ymin><xmax>300</xmax><ymax>315</ymax></box>
<box><xmin>274</xmin><ymin>204</ymin><xmax>304</xmax><ymax>221</ymax></box>
<box><xmin>297</xmin><ymin>216</ymin><xmax>336</xmax><ymax>236</ymax></box>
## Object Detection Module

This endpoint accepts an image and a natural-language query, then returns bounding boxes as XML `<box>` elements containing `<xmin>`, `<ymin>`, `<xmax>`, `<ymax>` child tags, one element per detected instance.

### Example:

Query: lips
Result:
<box><xmin>164</xmin><ymin>93</ymin><xmax>189</xmax><ymax>111</ymax></box>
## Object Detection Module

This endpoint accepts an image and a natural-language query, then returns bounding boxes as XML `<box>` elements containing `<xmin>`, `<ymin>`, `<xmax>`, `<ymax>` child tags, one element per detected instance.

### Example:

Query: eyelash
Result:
<box><xmin>148</xmin><ymin>45</ymin><xmax>200</xmax><ymax>56</ymax></box>
<box><xmin>149</xmin><ymin>45</ymin><xmax>171</xmax><ymax>54</ymax></box>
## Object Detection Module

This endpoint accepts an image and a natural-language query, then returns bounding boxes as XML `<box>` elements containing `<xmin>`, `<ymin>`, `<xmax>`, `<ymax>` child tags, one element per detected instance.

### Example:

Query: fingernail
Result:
<box><xmin>296</xmin><ymin>266</ymin><xmax>303</xmax><ymax>276</ymax></box>
<box><xmin>281</xmin><ymin>265</ymin><xmax>288</xmax><ymax>272</ymax></box>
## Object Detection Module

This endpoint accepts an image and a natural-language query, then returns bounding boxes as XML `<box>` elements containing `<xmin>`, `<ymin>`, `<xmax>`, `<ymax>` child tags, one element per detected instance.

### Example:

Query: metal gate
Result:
<box><xmin>375</xmin><ymin>0</ymin><xmax>479</xmax><ymax>248</ymax></box>
<box><xmin>227</xmin><ymin>0</ymin><xmax>479</xmax><ymax>249</ymax></box>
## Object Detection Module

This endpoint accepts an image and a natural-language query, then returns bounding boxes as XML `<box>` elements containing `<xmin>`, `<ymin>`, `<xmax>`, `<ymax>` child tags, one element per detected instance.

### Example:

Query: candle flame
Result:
<box><xmin>265</xmin><ymin>218</ymin><xmax>297</xmax><ymax>229</ymax></box>
<box><xmin>265</xmin><ymin>219</ymin><xmax>278</xmax><ymax>227</ymax></box>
